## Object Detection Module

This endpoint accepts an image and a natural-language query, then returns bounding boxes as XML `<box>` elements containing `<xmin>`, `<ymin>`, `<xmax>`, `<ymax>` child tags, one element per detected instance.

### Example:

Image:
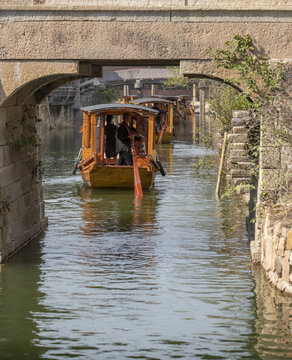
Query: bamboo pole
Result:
<box><xmin>216</xmin><ymin>132</ymin><xmax>228</xmax><ymax>199</ymax></box>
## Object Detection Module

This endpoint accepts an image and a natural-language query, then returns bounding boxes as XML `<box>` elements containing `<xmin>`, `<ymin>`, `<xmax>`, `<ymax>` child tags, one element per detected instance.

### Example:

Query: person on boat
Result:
<box><xmin>152</xmin><ymin>103</ymin><xmax>166</xmax><ymax>132</ymax></box>
<box><xmin>104</xmin><ymin>115</ymin><xmax>118</xmax><ymax>165</ymax></box>
<box><xmin>117</xmin><ymin>113</ymin><xmax>141</xmax><ymax>166</ymax></box>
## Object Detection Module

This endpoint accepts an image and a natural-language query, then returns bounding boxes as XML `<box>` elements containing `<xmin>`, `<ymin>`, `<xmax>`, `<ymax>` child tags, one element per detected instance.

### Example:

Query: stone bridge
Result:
<box><xmin>0</xmin><ymin>0</ymin><xmax>291</xmax><ymax>261</ymax></box>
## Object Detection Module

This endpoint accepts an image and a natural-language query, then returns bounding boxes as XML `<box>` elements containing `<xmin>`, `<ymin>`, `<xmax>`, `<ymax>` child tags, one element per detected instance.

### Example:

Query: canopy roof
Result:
<box><xmin>131</xmin><ymin>97</ymin><xmax>174</xmax><ymax>105</ymax></box>
<box><xmin>152</xmin><ymin>95</ymin><xmax>190</xmax><ymax>101</ymax></box>
<box><xmin>81</xmin><ymin>103</ymin><xmax>159</xmax><ymax>115</ymax></box>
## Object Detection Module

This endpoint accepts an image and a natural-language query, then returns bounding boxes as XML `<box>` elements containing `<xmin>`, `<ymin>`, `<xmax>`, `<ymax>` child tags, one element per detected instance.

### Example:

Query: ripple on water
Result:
<box><xmin>1</xmin><ymin>123</ymin><xmax>292</xmax><ymax>359</ymax></box>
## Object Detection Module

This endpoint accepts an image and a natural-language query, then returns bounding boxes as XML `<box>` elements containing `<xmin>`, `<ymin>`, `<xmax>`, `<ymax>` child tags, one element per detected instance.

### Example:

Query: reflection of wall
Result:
<box><xmin>253</xmin><ymin>267</ymin><xmax>292</xmax><ymax>358</ymax></box>
<box><xmin>0</xmin><ymin>239</ymin><xmax>45</xmax><ymax>359</ymax></box>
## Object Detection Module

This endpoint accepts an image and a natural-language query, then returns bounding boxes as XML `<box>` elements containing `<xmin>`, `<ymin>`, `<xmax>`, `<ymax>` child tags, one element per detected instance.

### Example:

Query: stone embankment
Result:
<box><xmin>261</xmin><ymin>209</ymin><xmax>292</xmax><ymax>294</ymax></box>
<box><xmin>225</xmin><ymin>110</ymin><xmax>253</xmax><ymax>188</ymax></box>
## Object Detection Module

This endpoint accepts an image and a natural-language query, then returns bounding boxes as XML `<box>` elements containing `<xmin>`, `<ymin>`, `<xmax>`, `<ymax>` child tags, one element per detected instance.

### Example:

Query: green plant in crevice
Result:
<box><xmin>32</xmin><ymin>160</ymin><xmax>45</xmax><ymax>183</ymax></box>
<box><xmin>0</xmin><ymin>195</ymin><xmax>10</xmax><ymax>212</ymax></box>
<box><xmin>11</xmin><ymin>106</ymin><xmax>42</xmax><ymax>148</ymax></box>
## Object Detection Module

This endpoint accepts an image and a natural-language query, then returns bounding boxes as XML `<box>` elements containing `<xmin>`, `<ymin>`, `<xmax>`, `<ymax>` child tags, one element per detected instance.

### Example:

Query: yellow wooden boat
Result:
<box><xmin>130</xmin><ymin>97</ymin><xmax>174</xmax><ymax>144</ymax></box>
<box><xmin>76</xmin><ymin>103</ymin><xmax>164</xmax><ymax>189</ymax></box>
<box><xmin>152</xmin><ymin>95</ymin><xmax>191</xmax><ymax>124</ymax></box>
<box><xmin>118</xmin><ymin>95</ymin><xmax>138</xmax><ymax>104</ymax></box>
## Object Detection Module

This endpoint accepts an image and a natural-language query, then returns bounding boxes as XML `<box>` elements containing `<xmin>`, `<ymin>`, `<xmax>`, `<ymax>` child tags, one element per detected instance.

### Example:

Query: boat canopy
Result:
<box><xmin>131</xmin><ymin>97</ymin><xmax>174</xmax><ymax>105</ymax></box>
<box><xmin>81</xmin><ymin>103</ymin><xmax>159</xmax><ymax>115</ymax></box>
<box><xmin>151</xmin><ymin>95</ymin><xmax>190</xmax><ymax>101</ymax></box>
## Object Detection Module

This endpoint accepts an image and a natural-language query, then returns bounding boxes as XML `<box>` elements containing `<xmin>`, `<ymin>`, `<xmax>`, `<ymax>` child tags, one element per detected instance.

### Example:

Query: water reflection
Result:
<box><xmin>1</xmin><ymin>118</ymin><xmax>292</xmax><ymax>359</ymax></box>
<box><xmin>253</xmin><ymin>267</ymin><xmax>292</xmax><ymax>359</ymax></box>
<box><xmin>0</xmin><ymin>238</ymin><xmax>45</xmax><ymax>360</ymax></box>
<box><xmin>78</xmin><ymin>186</ymin><xmax>158</xmax><ymax>235</ymax></box>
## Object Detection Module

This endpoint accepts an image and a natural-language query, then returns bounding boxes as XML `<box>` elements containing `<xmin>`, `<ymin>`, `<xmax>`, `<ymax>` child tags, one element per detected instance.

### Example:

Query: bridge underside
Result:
<box><xmin>0</xmin><ymin>5</ymin><xmax>291</xmax><ymax>261</ymax></box>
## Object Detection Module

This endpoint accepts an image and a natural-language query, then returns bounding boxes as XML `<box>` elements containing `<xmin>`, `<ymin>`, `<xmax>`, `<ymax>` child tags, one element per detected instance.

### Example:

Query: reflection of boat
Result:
<box><xmin>79</xmin><ymin>186</ymin><xmax>158</xmax><ymax>234</ymax></box>
<box><xmin>130</xmin><ymin>97</ymin><xmax>174</xmax><ymax>144</ymax></box>
<box><xmin>77</xmin><ymin>103</ymin><xmax>162</xmax><ymax>189</ymax></box>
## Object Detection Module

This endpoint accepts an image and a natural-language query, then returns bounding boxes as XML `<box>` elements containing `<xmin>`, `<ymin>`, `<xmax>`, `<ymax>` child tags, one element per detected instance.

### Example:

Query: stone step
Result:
<box><xmin>230</xmin><ymin>149</ymin><xmax>248</xmax><ymax>157</ymax></box>
<box><xmin>232</xmin><ymin>126</ymin><xmax>247</xmax><ymax>134</ymax></box>
<box><xmin>229</xmin><ymin>143</ymin><xmax>246</xmax><ymax>150</ymax></box>
<box><xmin>232</xmin><ymin>177</ymin><xmax>252</xmax><ymax>186</ymax></box>
<box><xmin>231</xmin><ymin>168</ymin><xmax>252</xmax><ymax>178</ymax></box>
<box><xmin>230</xmin><ymin>156</ymin><xmax>250</xmax><ymax>164</ymax></box>
<box><xmin>228</xmin><ymin>133</ymin><xmax>248</xmax><ymax>143</ymax></box>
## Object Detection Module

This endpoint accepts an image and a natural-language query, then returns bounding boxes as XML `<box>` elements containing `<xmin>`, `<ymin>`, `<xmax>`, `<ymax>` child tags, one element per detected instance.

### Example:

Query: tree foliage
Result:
<box><xmin>85</xmin><ymin>83</ymin><xmax>117</xmax><ymax>106</ymax></box>
<box><xmin>163</xmin><ymin>66</ymin><xmax>193</xmax><ymax>89</ymax></box>
<box><xmin>209</xmin><ymin>85</ymin><xmax>250</xmax><ymax>132</ymax></box>
<box><xmin>209</xmin><ymin>34</ymin><xmax>286</xmax><ymax>108</ymax></box>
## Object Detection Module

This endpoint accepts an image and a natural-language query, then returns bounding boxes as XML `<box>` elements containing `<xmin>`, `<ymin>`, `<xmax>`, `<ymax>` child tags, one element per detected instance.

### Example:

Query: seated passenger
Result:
<box><xmin>104</xmin><ymin>115</ymin><xmax>118</xmax><ymax>165</ymax></box>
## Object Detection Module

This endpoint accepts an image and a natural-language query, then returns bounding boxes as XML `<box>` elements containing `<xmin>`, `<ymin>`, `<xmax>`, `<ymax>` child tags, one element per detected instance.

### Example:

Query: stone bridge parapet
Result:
<box><xmin>0</xmin><ymin>0</ymin><xmax>291</xmax><ymax>262</ymax></box>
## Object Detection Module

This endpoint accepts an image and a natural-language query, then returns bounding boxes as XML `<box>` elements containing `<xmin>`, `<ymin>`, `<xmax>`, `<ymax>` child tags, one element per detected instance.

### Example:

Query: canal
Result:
<box><xmin>0</xmin><ymin>117</ymin><xmax>292</xmax><ymax>359</ymax></box>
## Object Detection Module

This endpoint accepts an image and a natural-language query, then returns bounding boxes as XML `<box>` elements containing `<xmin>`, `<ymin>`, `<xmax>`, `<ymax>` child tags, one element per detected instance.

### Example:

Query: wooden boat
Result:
<box><xmin>76</xmin><ymin>103</ymin><xmax>163</xmax><ymax>189</ymax></box>
<box><xmin>118</xmin><ymin>95</ymin><xmax>138</xmax><ymax>104</ymax></box>
<box><xmin>130</xmin><ymin>97</ymin><xmax>174</xmax><ymax>144</ymax></box>
<box><xmin>152</xmin><ymin>95</ymin><xmax>191</xmax><ymax>122</ymax></box>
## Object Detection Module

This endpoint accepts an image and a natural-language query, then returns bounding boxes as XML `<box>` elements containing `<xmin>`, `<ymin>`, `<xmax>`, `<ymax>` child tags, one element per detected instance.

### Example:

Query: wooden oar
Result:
<box><xmin>131</xmin><ymin>140</ymin><xmax>143</xmax><ymax>198</ymax></box>
<box><xmin>158</xmin><ymin>124</ymin><xmax>165</xmax><ymax>145</ymax></box>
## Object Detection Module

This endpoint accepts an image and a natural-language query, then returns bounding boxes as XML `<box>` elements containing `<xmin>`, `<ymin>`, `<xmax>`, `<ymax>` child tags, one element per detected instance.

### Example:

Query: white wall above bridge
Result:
<box><xmin>1</xmin><ymin>0</ymin><xmax>291</xmax><ymax>10</ymax></box>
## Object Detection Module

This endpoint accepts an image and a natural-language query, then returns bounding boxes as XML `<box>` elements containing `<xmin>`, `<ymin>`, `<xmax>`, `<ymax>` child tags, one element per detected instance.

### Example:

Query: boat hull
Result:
<box><xmin>81</xmin><ymin>165</ymin><xmax>156</xmax><ymax>189</ymax></box>
<box><xmin>155</xmin><ymin>131</ymin><xmax>173</xmax><ymax>144</ymax></box>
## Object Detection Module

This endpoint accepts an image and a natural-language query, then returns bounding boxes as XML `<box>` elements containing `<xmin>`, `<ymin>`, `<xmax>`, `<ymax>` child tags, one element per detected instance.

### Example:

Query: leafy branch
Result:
<box><xmin>208</xmin><ymin>34</ymin><xmax>286</xmax><ymax>108</ymax></box>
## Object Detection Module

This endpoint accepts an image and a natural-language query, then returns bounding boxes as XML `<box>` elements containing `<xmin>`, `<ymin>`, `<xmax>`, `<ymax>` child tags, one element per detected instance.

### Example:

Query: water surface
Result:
<box><xmin>1</xmin><ymin>118</ymin><xmax>292</xmax><ymax>359</ymax></box>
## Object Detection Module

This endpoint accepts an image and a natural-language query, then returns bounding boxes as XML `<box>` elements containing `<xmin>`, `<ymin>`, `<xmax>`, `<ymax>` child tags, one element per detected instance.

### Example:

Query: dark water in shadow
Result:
<box><xmin>0</xmin><ymin>117</ymin><xmax>292</xmax><ymax>359</ymax></box>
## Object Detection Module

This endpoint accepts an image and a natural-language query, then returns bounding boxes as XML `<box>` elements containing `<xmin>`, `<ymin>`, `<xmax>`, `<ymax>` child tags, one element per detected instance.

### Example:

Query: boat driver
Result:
<box><xmin>117</xmin><ymin>113</ymin><xmax>141</xmax><ymax>166</ymax></box>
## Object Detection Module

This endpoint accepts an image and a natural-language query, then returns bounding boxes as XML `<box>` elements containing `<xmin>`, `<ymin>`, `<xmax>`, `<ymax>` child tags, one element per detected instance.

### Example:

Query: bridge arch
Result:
<box><xmin>0</xmin><ymin>1</ymin><xmax>291</xmax><ymax>262</ymax></box>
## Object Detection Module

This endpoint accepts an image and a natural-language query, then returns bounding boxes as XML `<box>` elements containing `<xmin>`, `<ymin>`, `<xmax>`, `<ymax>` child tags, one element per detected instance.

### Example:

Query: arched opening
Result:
<box><xmin>0</xmin><ymin>63</ymin><xmax>249</xmax><ymax>263</ymax></box>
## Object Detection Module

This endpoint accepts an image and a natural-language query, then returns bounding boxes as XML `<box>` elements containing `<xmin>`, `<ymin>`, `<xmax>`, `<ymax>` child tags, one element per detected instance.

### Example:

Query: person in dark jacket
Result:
<box><xmin>117</xmin><ymin>113</ymin><xmax>139</xmax><ymax>166</ymax></box>
<box><xmin>104</xmin><ymin>115</ymin><xmax>118</xmax><ymax>165</ymax></box>
<box><xmin>152</xmin><ymin>103</ymin><xmax>166</xmax><ymax>132</ymax></box>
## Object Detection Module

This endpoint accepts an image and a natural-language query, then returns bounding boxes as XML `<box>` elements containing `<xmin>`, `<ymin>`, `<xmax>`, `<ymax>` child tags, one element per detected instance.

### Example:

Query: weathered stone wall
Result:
<box><xmin>0</xmin><ymin>2</ymin><xmax>290</xmax><ymax>262</ymax></box>
<box><xmin>225</xmin><ymin>110</ymin><xmax>253</xmax><ymax>188</ymax></box>
<box><xmin>250</xmin><ymin>73</ymin><xmax>292</xmax><ymax>294</ymax></box>
<box><xmin>0</xmin><ymin>105</ymin><xmax>47</xmax><ymax>262</ymax></box>
<box><xmin>1</xmin><ymin>0</ymin><xmax>290</xmax><ymax>8</ymax></box>
<box><xmin>260</xmin><ymin>209</ymin><xmax>292</xmax><ymax>294</ymax></box>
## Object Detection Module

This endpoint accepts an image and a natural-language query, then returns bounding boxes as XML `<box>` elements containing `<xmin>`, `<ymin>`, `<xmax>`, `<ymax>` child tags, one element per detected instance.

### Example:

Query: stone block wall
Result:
<box><xmin>0</xmin><ymin>104</ymin><xmax>47</xmax><ymax>262</ymax></box>
<box><xmin>251</xmin><ymin>74</ymin><xmax>292</xmax><ymax>294</ymax></box>
<box><xmin>261</xmin><ymin>210</ymin><xmax>292</xmax><ymax>294</ymax></box>
<box><xmin>225</xmin><ymin>110</ymin><xmax>253</xmax><ymax>187</ymax></box>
